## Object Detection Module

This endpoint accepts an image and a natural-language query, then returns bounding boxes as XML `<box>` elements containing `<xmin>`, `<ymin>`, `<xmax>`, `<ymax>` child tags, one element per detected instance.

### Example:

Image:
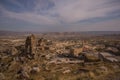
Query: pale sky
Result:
<box><xmin>0</xmin><ymin>0</ymin><xmax>120</xmax><ymax>32</ymax></box>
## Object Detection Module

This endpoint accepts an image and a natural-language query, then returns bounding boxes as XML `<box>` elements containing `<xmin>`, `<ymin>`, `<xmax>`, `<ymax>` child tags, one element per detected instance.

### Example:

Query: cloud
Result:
<box><xmin>66</xmin><ymin>18</ymin><xmax>120</xmax><ymax>31</ymax></box>
<box><xmin>2</xmin><ymin>10</ymin><xmax>59</xmax><ymax>25</ymax></box>
<box><xmin>49</xmin><ymin>0</ymin><xmax>120</xmax><ymax>23</ymax></box>
<box><xmin>0</xmin><ymin>0</ymin><xmax>120</xmax><ymax>31</ymax></box>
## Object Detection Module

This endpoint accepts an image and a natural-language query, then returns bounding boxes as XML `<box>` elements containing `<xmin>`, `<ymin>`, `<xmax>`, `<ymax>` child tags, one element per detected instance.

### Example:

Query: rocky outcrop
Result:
<box><xmin>38</xmin><ymin>38</ymin><xmax>46</xmax><ymax>46</ymax></box>
<box><xmin>37</xmin><ymin>38</ymin><xmax>50</xmax><ymax>51</ymax></box>
<box><xmin>17</xmin><ymin>65</ymin><xmax>31</xmax><ymax>80</ymax></box>
<box><xmin>11</xmin><ymin>47</ymin><xmax>18</xmax><ymax>56</ymax></box>
<box><xmin>25</xmin><ymin>34</ymin><xmax>36</xmax><ymax>56</ymax></box>
<box><xmin>70</xmin><ymin>47</ymin><xmax>83</xmax><ymax>57</ymax></box>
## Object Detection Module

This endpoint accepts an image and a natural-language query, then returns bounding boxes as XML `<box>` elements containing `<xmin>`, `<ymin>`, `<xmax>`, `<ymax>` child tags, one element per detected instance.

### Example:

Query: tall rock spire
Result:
<box><xmin>25</xmin><ymin>34</ymin><xmax>36</xmax><ymax>56</ymax></box>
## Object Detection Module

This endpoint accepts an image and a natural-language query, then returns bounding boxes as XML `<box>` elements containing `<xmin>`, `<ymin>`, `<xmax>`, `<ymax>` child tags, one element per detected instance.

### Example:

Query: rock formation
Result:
<box><xmin>70</xmin><ymin>47</ymin><xmax>83</xmax><ymax>57</ymax></box>
<box><xmin>37</xmin><ymin>38</ymin><xmax>49</xmax><ymax>51</ymax></box>
<box><xmin>11</xmin><ymin>47</ymin><xmax>18</xmax><ymax>56</ymax></box>
<box><xmin>25</xmin><ymin>34</ymin><xmax>36</xmax><ymax>58</ymax></box>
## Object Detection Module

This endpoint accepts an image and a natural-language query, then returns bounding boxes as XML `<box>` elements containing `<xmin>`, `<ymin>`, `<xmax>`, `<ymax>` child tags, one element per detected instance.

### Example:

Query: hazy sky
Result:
<box><xmin>0</xmin><ymin>0</ymin><xmax>120</xmax><ymax>32</ymax></box>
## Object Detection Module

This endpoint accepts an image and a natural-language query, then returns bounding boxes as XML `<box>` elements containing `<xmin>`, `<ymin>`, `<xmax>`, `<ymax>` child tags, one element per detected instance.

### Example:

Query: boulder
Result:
<box><xmin>63</xmin><ymin>69</ymin><xmax>71</xmax><ymax>74</ymax></box>
<box><xmin>0</xmin><ymin>73</ymin><xmax>5</xmax><ymax>80</ymax></box>
<box><xmin>17</xmin><ymin>66</ymin><xmax>31</xmax><ymax>80</ymax></box>
<box><xmin>30</xmin><ymin>66</ymin><xmax>40</xmax><ymax>74</ymax></box>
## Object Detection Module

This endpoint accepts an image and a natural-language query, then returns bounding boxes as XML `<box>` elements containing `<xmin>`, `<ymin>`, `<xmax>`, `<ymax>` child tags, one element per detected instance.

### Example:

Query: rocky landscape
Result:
<box><xmin>0</xmin><ymin>33</ymin><xmax>120</xmax><ymax>80</ymax></box>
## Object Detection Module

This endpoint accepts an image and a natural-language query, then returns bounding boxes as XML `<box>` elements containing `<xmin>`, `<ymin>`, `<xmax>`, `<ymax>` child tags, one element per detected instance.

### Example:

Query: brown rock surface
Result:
<box><xmin>25</xmin><ymin>34</ymin><xmax>36</xmax><ymax>55</ymax></box>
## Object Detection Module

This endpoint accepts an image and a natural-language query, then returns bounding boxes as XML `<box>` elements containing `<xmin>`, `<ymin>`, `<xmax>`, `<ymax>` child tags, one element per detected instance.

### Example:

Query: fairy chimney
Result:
<box><xmin>25</xmin><ymin>34</ymin><xmax>36</xmax><ymax>55</ymax></box>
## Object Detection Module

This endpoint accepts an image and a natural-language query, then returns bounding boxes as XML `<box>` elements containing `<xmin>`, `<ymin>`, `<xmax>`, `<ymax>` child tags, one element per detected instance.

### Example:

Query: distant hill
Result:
<box><xmin>0</xmin><ymin>30</ymin><xmax>26</xmax><ymax>36</ymax></box>
<box><xmin>0</xmin><ymin>30</ymin><xmax>120</xmax><ymax>36</ymax></box>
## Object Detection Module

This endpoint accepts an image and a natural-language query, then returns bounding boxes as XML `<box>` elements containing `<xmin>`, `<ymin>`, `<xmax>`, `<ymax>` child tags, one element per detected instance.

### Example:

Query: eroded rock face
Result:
<box><xmin>11</xmin><ymin>47</ymin><xmax>18</xmax><ymax>56</ymax></box>
<box><xmin>25</xmin><ymin>34</ymin><xmax>36</xmax><ymax>59</ymax></box>
<box><xmin>38</xmin><ymin>38</ymin><xmax>46</xmax><ymax>46</ymax></box>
